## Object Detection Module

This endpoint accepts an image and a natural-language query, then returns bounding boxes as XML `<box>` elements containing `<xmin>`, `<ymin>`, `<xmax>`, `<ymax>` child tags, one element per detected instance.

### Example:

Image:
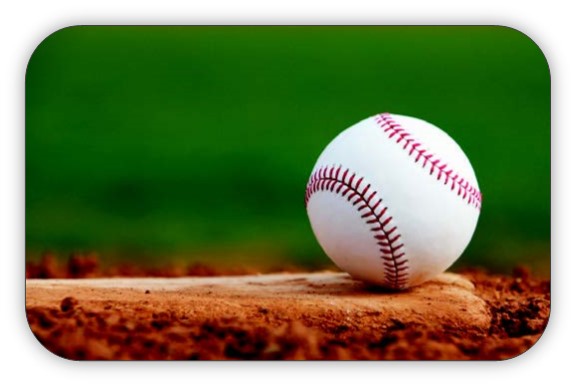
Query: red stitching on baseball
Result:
<box><xmin>375</xmin><ymin>113</ymin><xmax>482</xmax><ymax>209</ymax></box>
<box><xmin>305</xmin><ymin>166</ymin><xmax>409</xmax><ymax>289</ymax></box>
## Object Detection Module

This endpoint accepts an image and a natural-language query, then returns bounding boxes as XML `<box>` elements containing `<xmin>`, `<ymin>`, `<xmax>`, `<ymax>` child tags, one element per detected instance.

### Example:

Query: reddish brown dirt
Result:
<box><xmin>25</xmin><ymin>252</ymin><xmax>266</xmax><ymax>279</ymax></box>
<box><xmin>25</xmin><ymin>255</ymin><xmax>550</xmax><ymax>360</ymax></box>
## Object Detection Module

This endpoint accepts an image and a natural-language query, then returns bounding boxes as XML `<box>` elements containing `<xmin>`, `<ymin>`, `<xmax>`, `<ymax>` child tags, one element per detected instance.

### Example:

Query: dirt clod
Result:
<box><xmin>59</xmin><ymin>297</ymin><xmax>78</xmax><ymax>312</ymax></box>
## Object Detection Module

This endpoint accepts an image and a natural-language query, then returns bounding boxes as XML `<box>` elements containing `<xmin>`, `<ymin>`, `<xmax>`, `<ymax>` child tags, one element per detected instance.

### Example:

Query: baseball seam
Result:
<box><xmin>375</xmin><ymin>113</ymin><xmax>482</xmax><ymax>209</ymax></box>
<box><xmin>305</xmin><ymin>165</ymin><xmax>409</xmax><ymax>289</ymax></box>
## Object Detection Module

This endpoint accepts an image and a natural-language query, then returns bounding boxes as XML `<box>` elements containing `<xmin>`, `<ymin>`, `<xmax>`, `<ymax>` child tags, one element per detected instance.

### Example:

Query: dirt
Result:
<box><xmin>25</xmin><ymin>254</ymin><xmax>550</xmax><ymax>360</ymax></box>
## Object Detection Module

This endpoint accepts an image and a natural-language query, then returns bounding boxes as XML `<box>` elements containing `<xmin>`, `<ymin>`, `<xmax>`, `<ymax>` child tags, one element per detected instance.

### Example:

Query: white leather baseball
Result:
<box><xmin>305</xmin><ymin>113</ymin><xmax>481</xmax><ymax>289</ymax></box>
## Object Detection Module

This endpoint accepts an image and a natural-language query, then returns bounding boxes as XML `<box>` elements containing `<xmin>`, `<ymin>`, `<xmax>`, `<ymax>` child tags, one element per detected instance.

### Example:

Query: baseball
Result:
<box><xmin>305</xmin><ymin>113</ymin><xmax>482</xmax><ymax>289</ymax></box>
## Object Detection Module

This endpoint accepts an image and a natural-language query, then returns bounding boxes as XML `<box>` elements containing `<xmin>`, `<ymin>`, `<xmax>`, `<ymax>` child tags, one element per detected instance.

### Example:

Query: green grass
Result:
<box><xmin>26</xmin><ymin>26</ymin><xmax>550</xmax><ymax>271</ymax></box>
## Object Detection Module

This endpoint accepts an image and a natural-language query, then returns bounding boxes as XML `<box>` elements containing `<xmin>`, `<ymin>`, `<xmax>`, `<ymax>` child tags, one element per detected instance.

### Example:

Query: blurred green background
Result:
<box><xmin>26</xmin><ymin>26</ymin><xmax>550</xmax><ymax>273</ymax></box>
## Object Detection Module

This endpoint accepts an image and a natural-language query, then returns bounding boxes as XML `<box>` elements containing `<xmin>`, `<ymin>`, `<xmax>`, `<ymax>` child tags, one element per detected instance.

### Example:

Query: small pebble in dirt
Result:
<box><xmin>145</xmin><ymin>290</ymin><xmax>150</xmax><ymax>294</ymax></box>
<box><xmin>60</xmin><ymin>296</ymin><xmax>78</xmax><ymax>312</ymax></box>
<box><xmin>512</xmin><ymin>266</ymin><xmax>531</xmax><ymax>280</ymax></box>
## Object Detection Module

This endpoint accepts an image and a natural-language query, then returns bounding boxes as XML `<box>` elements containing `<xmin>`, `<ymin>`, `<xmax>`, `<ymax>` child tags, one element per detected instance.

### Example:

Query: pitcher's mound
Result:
<box><xmin>25</xmin><ymin>271</ymin><xmax>548</xmax><ymax>360</ymax></box>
